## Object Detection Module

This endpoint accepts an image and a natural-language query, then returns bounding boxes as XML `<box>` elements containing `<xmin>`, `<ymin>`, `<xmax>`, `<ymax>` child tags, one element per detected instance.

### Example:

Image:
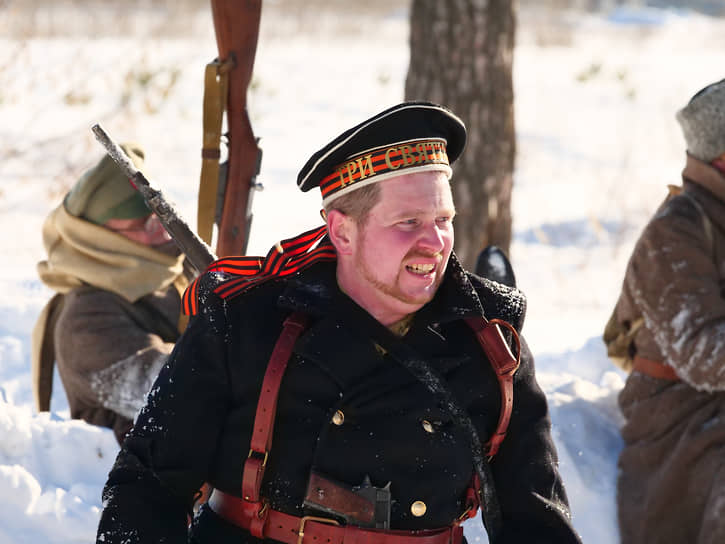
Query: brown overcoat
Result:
<box><xmin>54</xmin><ymin>284</ymin><xmax>183</xmax><ymax>443</ymax></box>
<box><xmin>33</xmin><ymin>203</ymin><xmax>190</xmax><ymax>443</ymax></box>
<box><xmin>614</xmin><ymin>154</ymin><xmax>725</xmax><ymax>544</ymax></box>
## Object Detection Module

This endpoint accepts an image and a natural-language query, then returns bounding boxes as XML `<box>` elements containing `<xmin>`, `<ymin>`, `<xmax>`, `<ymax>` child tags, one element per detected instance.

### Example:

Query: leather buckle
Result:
<box><xmin>456</xmin><ymin>505</ymin><xmax>473</xmax><ymax>523</ymax></box>
<box><xmin>248</xmin><ymin>448</ymin><xmax>269</xmax><ymax>467</ymax></box>
<box><xmin>257</xmin><ymin>500</ymin><xmax>269</xmax><ymax>519</ymax></box>
<box><xmin>297</xmin><ymin>516</ymin><xmax>340</xmax><ymax>544</ymax></box>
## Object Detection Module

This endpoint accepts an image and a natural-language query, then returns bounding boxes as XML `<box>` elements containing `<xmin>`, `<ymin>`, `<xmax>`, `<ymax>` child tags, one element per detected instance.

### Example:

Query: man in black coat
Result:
<box><xmin>96</xmin><ymin>102</ymin><xmax>581</xmax><ymax>544</ymax></box>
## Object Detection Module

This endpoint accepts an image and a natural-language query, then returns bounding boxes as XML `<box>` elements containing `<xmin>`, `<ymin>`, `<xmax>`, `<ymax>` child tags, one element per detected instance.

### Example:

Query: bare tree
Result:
<box><xmin>405</xmin><ymin>0</ymin><xmax>516</xmax><ymax>270</ymax></box>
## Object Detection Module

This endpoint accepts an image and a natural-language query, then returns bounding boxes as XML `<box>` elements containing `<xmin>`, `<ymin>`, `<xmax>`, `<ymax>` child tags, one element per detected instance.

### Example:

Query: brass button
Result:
<box><xmin>331</xmin><ymin>410</ymin><xmax>345</xmax><ymax>426</ymax></box>
<box><xmin>411</xmin><ymin>501</ymin><xmax>427</xmax><ymax>517</ymax></box>
<box><xmin>421</xmin><ymin>420</ymin><xmax>434</xmax><ymax>433</ymax></box>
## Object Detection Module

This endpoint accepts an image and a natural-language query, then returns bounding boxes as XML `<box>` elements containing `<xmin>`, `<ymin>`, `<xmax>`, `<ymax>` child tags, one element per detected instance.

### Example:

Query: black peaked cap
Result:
<box><xmin>297</xmin><ymin>101</ymin><xmax>467</xmax><ymax>194</ymax></box>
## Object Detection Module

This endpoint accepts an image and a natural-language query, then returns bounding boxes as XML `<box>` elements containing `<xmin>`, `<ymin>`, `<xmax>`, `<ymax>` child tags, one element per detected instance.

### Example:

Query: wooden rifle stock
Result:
<box><xmin>210</xmin><ymin>0</ymin><xmax>263</xmax><ymax>257</ymax></box>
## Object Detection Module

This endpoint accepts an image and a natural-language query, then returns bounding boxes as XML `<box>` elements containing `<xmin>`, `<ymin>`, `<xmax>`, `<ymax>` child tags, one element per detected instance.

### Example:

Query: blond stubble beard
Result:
<box><xmin>353</xmin><ymin>227</ymin><xmax>446</xmax><ymax>308</ymax></box>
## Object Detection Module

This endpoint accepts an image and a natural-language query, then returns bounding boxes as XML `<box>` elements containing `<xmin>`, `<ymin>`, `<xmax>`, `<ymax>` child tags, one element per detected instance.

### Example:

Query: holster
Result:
<box><xmin>303</xmin><ymin>471</ymin><xmax>391</xmax><ymax>529</ymax></box>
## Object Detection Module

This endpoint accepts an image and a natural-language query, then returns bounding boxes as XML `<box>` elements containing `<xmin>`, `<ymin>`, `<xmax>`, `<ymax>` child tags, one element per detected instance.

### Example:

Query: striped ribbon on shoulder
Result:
<box><xmin>182</xmin><ymin>225</ymin><xmax>336</xmax><ymax>316</ymax></box>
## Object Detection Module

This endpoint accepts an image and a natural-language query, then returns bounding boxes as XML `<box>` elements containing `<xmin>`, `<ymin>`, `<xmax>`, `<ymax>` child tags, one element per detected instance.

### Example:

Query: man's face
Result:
<box><xmin>344</xmin><ymin>170</ymin><xmax>455</xmax><ymax>324</ymax></box>
<box><xmin>104</xmin><ymin>213</ymin><xmax>172</xmax><ymax>247</ymax></box>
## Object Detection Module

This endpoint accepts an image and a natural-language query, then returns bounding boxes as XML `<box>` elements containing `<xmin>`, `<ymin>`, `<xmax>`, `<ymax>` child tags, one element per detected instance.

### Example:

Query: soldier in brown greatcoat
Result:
<box><xmin>611</xmin><ymin>78</ymin><xmax>725</xmax><ymax>544</ymax></box>
<box><xmin>32</xmin><ymin>144</ymin><xmax>192</xmax><ymax>444</ymax></box>
<box><xmin>96</xmin><ymin>103</ymin><xmax>581</xmax><ymax>544</ymax></box>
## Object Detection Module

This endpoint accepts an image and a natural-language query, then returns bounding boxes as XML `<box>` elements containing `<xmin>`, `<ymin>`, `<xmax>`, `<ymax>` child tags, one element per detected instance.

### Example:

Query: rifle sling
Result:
<box><xmin>198</xmin><ymin>58</ymin><xmax>232</xmax><ymax>245</ymax></box>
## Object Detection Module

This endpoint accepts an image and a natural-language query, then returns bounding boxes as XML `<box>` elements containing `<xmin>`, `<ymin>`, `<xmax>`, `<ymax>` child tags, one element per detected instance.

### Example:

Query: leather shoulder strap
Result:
<box><xmin>241</xmin><ymin>311</ymin><xmax>308</xmax><ymax>537</ymax></box>
<box><xmin>464</xmin><ymin>317</ymin><xmax>520</xmax><ymax>458</ymax></box>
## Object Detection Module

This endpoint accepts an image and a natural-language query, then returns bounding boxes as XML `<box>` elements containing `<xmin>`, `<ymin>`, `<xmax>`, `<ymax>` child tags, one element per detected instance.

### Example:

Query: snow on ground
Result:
<box><xmin>1</xmin><ymin>2</ymin><xmax>724</xmax><ymax>542</ymax></box>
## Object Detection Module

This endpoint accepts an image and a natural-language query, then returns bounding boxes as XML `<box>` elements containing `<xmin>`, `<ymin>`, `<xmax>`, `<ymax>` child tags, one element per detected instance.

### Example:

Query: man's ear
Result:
<box><xmin>326</xmin><ymin>209</ymin><xmax>355</xmax><ymax>256</ymax></box>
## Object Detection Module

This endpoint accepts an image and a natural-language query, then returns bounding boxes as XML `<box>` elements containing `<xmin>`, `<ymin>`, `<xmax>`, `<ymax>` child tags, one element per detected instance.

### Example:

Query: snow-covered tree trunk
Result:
<box><xmin>405</xmin><ymin>0</ymin><xmax>516</xmax><ymax>269</ymax></box>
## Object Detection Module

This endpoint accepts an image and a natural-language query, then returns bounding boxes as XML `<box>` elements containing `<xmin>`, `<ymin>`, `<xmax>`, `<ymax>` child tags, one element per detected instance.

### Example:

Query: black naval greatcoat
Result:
<box><xmin>96</xmin><ymin>256</ymin><xmax>581</xmax><ymax>544</ymax></box>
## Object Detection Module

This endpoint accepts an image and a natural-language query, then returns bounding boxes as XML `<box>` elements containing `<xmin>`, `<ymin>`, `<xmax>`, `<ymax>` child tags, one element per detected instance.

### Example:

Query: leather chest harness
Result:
<box><xmin>207</xmin><ymin>311</ymin><xmax>520</xmax><ymax>544</ymax></box>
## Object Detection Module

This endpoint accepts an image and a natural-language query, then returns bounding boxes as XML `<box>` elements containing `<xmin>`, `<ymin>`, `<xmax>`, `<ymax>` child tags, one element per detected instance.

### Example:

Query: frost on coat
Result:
<box><xmin>621</xmin><ymin>181</ymin><xmax>725</xmax><ymax>392</ymax></box>
<box><xmin>90</xmin><ymin>352</ymin><xmax>168</xmax><ymax>420</ymax></box>
<box><xmin>616</xmin><ymin>155</ymin><xmax>725</xmax><ymax>544</ymax></box>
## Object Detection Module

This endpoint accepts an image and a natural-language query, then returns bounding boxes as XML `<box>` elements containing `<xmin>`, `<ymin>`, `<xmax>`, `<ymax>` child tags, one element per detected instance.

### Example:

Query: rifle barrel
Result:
<box><xmin>91</xmin><ymin>124</ymin><xmax>141</xmax><ymax>181</ymax></box>
<box><xmin>91</xmin><ymin>123</ymin><xmax>218</xmax><ymax>273</ymax></box>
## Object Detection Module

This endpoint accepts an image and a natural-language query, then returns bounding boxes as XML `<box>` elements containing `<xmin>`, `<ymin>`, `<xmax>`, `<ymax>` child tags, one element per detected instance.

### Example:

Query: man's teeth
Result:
<box><xmin>408</xmin><ymin>264</ymin><xmax>434</xmax><ymax>274</ymax></box>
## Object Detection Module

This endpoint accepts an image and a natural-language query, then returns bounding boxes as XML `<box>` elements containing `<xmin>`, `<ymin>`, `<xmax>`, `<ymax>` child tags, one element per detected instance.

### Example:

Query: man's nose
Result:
<box><xmin>417</xmin><ymin>223</ymin><xmax>446</xmax><ymax>253</ymax></box>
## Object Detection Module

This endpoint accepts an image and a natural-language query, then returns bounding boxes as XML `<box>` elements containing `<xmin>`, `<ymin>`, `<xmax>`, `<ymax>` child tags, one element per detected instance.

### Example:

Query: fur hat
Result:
<box><xmin>297</xmin><ymin>102</ymin><xmax>466</xmax><ymax>206</ymax></box>
<box><xmin>64</xmin><ymin>142</ymin><xmax>150</xmax><ymax>225</ymax></box>
<box><xmin>676</xmin><ymin>78</ymin><xmax>725</xmax><ymax>162</ymax></box>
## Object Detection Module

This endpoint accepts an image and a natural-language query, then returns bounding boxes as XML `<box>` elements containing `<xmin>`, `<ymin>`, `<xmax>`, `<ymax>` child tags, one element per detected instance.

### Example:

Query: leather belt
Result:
<box><xmin>208</xmin><ymin>489</ymin><xmax>464</xmax><ymax>544</ymax></box>
<box><xmin>632</xmin><ymin>355</ymin><xmax>680</xmax><ymax>381</ymax></box>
